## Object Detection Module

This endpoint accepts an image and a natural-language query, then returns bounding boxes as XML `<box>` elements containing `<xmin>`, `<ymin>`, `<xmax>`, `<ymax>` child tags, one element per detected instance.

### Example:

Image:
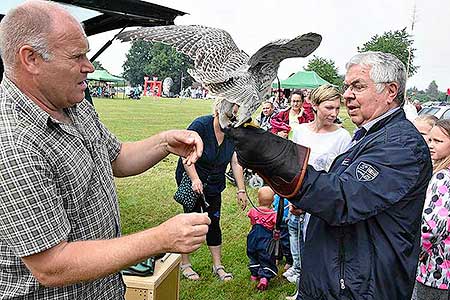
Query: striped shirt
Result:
<box><xmin>0</xmin><ymin>77</ymin><xmax>125</xmax><ymax>299</ymax></box>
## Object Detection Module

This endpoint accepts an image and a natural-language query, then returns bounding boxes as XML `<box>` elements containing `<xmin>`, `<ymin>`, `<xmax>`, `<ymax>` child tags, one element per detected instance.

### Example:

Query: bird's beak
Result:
<box><xmin>243</xmin><ymin>120</ymin><xmax>260</xmax><ymax>128</ymax></box>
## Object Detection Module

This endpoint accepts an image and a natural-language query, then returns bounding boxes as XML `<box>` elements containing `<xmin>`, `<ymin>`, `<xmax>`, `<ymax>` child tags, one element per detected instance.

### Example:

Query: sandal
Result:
<box><xmin>212</xmin><ymin>265</ymin><xmax>233</xmax><ymax>281</ymax></box>
<box><xmin>180</xmin><ymin>263</ymin><xmax>200</xmax><ymax>280</ymax></box>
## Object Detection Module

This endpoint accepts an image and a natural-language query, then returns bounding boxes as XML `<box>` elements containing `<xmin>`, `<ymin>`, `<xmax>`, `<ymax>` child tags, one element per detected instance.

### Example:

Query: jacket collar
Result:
<box><xmin>366</xmin><ymin>107</ymin><xmax>406</xmax><ymax>135</ymax></box>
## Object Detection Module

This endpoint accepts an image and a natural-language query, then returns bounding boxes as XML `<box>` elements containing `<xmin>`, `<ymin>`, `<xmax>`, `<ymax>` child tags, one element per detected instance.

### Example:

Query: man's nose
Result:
<box><xmin>82</xmin><ymin>58</ymin><xmax>95</xmax><ymax>73</ymax></box>
<box><xmin>342</xmin><ymin>86</ymin><xmax>354</xmax><ymax>99</ymax></box>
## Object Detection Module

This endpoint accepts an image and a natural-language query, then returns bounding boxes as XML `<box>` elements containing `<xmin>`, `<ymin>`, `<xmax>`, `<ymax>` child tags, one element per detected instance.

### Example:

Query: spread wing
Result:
<box><xmin>248</xmin><ymin>33</ymin><xmax>322</xmax><ymax>68</ymax></box>
<box><xmin>117</xmin><ymin>25</ymin><xmax>250</xmax><ymax>84</ymax></box>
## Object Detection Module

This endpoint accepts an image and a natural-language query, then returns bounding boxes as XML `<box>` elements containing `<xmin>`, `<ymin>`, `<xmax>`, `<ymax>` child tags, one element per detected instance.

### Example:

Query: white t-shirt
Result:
<box><xmin>291</xmin><ymin>123</ymin><xmax>352</xmax><ymax>239</ymax></box>
<box><xmin>292</xmin><ymin>123</ymin><xmax>351</xmax><ymax>171</ymax></box>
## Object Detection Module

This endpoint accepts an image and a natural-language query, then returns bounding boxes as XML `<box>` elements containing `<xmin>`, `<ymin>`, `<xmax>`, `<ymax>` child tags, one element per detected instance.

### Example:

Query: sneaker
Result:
<box><xmin>283</xmin><ymin>267</ymin><xmax>296</xmax><ymax>278</ymax></box>
<box><xmin>250</xmin><ymin>275</ymin><xmax>259</xmax><ymax>281</ymax></box>
<box><xmin>286</xmin><ymin>274</ymin><xmax>298</xmax><ymax>283</ymax></box>
<box><xmin>256</xmin><ymin>277</ymin><xmax>268</xmax><ymax>291</ymax></box>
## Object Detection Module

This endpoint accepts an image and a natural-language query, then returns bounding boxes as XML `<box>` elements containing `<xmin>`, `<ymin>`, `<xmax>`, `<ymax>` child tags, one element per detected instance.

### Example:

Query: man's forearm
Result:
<box><xmin>112</xmin><ymin>132</ymin><xmax>169</xmax><ymax>177</ymax></box>
<box><xmin>22</xmin><ymin>227</ymin><xmax>167</xmax><ymax>287</ymax></box>
<box><xmin>22</xmin><ymin>213</ymin><xmax>209</xmax><ymax>287</ymax></box>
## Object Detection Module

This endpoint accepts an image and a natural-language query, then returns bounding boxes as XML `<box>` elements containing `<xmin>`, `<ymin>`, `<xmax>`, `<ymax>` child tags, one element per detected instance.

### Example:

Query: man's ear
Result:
<box><xmin>385</xmin><ymin>82</ymin><xmax>399</xmax><ymax>105</ymax></box>
<box><xmin>18</xmin><ymin>45</ymin><xmax>42</xmax><ymax>75</ymax></box>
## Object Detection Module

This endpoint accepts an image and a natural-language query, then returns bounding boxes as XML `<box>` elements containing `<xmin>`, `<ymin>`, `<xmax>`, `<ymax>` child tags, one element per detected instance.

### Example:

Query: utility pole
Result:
<box><xmin>405</xmin><ymin>2</ymin><xmax>417</xmax><ymax>103</ymax></box>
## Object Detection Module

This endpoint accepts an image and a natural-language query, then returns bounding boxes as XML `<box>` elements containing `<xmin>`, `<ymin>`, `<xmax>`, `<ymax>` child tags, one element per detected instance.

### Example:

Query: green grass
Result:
<box><xmin>94</xmin><ymin>96</ymin><xmax>353</xmax><ymax>300</ymax></box>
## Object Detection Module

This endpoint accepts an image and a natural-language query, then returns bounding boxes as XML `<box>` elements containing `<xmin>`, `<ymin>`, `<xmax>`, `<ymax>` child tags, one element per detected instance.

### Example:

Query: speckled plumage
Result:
<box><xmin>117</xmin><ymin>25</ymin><xmax>321</xmax><ymax>127</ymax></box>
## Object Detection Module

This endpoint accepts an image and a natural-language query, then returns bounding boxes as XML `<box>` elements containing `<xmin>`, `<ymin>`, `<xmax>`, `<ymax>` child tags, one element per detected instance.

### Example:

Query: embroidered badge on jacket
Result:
<box><xmin>356</xmin><ymin>162</ymin><xmax>379</xmax><ymax>182</ymax></box>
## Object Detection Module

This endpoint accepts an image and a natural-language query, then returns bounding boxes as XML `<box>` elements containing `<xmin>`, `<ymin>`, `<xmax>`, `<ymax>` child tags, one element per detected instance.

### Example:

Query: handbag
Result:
<box><xmin>174</xmin><ymin>172</ymin><xmax>202</xmax><ymax>213</ymax></box>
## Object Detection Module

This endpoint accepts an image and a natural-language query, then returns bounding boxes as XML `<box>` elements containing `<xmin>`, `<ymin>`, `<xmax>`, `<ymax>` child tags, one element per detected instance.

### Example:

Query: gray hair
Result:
<box><xmin>345</xmin><ymin>51</ymin><xmax>407</xmax><ymax>106</ymax></box>
<box><xmin>0</xmin><ymin>1</ymin><xmax>66</xmax><ymax>75</ymax></box>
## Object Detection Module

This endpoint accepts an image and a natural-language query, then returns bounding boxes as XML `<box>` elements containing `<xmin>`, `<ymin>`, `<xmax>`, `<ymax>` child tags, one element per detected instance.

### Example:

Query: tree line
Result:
<box><xmin>121</xmin><ymin>27</ymin><xmax>444</xmax><ymax>101</ymax></box>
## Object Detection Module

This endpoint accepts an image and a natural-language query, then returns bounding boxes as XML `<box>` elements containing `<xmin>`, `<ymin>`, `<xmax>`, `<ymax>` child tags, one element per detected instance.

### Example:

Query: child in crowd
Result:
<box><xmin>273</xmin><ymin>194</ymin><xmax>293</xmax><ymax>275</ymax></box>
<box><xmin>413</xmin><ymin>114</ymin><xmax>438</xmax><ymax>142</ymax></box>
<box><xmin>247</xmin><ymin>186</ymin><xmax>278</xmax><ymax>291</ymax></box>
<box><xmin>412</xmin><ymin>119</ymin><xmax>450</xmax><ymax>300</ymax></box>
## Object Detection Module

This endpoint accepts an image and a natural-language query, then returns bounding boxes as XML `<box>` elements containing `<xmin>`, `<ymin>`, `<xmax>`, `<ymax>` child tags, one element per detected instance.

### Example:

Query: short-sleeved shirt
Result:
<box><xmin>0</xmin><ymin>77</ymin><xmax>125</xmax><ymax>299</ymax></box>
<box><xmin>175</xmin><ymin>115</ymin><xmax>235</xmax><ymax>196</ymax></box>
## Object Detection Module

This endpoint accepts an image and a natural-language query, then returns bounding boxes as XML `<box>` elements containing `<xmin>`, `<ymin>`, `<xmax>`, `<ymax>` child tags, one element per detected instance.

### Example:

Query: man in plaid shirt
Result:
<box><xmin>0</xmin><ymin>1</ymin><xmax>210</xmax><ymax>299</ymax></box>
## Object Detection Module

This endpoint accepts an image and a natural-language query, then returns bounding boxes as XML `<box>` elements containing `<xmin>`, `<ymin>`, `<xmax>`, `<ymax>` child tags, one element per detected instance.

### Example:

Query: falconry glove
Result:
<box><xmin>225</xmin><ymin>125</ymin><xmax>310</xmax><ymax>198</ymax></box>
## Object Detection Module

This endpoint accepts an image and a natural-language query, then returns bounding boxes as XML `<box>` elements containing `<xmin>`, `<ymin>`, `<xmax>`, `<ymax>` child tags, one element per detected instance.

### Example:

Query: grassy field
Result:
<box><xmin>94</xmin><ymin>96</ymin><xmax>354</xmax><ymax>300</ymax></box>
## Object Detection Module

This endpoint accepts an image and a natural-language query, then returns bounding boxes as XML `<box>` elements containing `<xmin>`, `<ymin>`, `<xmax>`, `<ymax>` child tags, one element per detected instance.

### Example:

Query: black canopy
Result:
<box><xmin>0</xmin><ymin>0</ymin><xmax>186</xmax><ymax>79</ymax></box>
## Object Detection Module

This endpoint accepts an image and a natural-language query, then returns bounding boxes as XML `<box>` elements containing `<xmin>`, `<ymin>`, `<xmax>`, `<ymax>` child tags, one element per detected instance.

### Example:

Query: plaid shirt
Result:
<box><xmin>0</xmin><ymin>78</ymin><xmax>125</xmax><ymax>299</ymax></box>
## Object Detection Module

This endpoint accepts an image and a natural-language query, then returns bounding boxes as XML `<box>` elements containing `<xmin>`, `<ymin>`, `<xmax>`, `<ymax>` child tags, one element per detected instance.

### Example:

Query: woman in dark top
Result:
<box><xmin>175</xmin><ymin>109</ymin><xmax>247</xmax><ymax>281</ymax></box>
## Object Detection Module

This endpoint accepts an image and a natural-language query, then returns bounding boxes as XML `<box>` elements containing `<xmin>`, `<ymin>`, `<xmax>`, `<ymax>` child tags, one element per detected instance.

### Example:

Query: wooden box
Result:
<box><xmin>123</xmin><ymin>253</ymin><xmax>181</xmax><ymax>300</ymax></box>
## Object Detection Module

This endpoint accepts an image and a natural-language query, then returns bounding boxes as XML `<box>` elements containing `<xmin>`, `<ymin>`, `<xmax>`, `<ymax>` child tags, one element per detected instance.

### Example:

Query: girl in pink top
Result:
<box><xmin>413</xmin><ymin>120</ymin><xmax>450</xmax><ymax>300</ymax></box>
<box><xmin>247</xmin><ymin>186</ymin><xmax>277</xmax><ymax>291</ymax></box>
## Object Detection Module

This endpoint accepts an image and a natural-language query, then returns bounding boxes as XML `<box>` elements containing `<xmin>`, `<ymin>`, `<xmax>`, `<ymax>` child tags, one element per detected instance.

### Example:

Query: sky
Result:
<box><xmin>1</xmin><ymin>0</ymin><xmax>449</xmax><ymax>91</ymax></box>
<box><xmin>85</xmin><ymin>0</ymin><xmax>448</xmax><ymax>91</ymax></box>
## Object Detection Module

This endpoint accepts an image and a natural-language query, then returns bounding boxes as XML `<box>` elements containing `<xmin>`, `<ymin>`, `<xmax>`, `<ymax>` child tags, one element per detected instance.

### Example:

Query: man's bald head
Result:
<box><xmin>0</xmin><ymin>0</ymin><xmax>83</xmax><ymax>76</ymax></box>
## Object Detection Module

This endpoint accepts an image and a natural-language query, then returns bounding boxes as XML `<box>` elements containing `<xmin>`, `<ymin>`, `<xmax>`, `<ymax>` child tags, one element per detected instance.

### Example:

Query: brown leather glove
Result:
<box><xmin>225</xmin><ymin>125</ymin><xmax>310</xmax><ymax>198</ymax></box>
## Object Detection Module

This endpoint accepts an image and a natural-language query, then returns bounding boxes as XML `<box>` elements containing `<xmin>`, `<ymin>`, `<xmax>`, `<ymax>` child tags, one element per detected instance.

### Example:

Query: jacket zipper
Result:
<box><xmin>339</xmin><ymin>234</ymin><xmax>346</xmax><ymax>290</ymax></box>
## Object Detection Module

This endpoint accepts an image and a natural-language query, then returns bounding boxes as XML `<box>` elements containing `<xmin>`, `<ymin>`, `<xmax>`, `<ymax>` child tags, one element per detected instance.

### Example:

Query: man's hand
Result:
<box><xmin>164</xmin><ymin>130</ymin><xmax>203</xmax><ymax>166</ymax></box>
<box><xmin>288</xmin><ymin>202</ymin><xmax>304</xmax><ymax>216</ymax></box>
<box><xmin>157</xmin><ymin>213</ymin><xmax>210</xmax><ymax>254</ymax></box>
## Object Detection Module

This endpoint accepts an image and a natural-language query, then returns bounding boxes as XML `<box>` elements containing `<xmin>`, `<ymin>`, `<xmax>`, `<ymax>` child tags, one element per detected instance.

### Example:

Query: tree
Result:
<box><xmin>123</xmin><ymin>40</ymin><xmax>153</xmax><ymax>87</ymax></box>
<box><xmin>92</xmin><ymin>61</ymin><xmax>105</xmax><ymax>70</ymax></box>
<box><xmin>408</xmin><ymin>82</ymin><xmax>446</xmax><ymax>103</ymax></box>
<box><xmin>122</xmin><ymin>40</ymin><xmax>193</xmax><ymax>94</ymax></box>
<box><xmin>303</xmin><ymin>55</ymin><xmax>342</xmax><ymax>87</ymax></box>
<box><xmin>358</xmin><ymin>28</ymin><xmax>418</xmax><ymax>77</ymax></box>
<box><xmin>425</xmin><ymin>80</ymin><xmax>440</xmax><ymax>100</ymax></box>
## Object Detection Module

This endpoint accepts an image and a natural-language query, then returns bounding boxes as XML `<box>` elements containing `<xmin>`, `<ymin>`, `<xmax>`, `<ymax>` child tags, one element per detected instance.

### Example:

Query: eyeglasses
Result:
<box><xmin>341</xmin><ymin>82</ymin><xmax>369</xmax><ymax>94</ymax></box>
<box><xmin>341</xmin><ymin>81</ymin><xmax>389</xmax><ymax>94</ymax></box>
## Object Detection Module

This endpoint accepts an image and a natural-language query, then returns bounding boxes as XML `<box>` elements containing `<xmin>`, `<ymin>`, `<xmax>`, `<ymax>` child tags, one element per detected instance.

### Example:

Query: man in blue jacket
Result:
<box><xmin>228</xmin><ymin>51</ymin><xmax>432</xmax><ymax>300</ymax></box>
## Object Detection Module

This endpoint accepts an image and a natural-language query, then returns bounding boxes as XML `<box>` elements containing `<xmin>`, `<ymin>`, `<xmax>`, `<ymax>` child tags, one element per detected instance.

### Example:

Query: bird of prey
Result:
<box><xmin>117</xmin><ymin>25</ymin><xmax>321</xmax><ymax>128</ymax></box>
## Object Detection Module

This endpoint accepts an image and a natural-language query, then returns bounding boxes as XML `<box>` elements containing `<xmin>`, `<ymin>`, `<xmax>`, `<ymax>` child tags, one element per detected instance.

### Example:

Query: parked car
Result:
<box><xmin>418</xmin><ymin>102</ymin><xmax>450</xmax><ymax>119</ymax></box>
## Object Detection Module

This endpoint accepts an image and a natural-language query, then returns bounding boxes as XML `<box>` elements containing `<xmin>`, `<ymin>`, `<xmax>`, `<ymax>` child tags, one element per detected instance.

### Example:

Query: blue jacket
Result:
<box><xmin>290</xmin><ymin>109</ymin><xmax>432</xmax><ymax>300</ymax></box>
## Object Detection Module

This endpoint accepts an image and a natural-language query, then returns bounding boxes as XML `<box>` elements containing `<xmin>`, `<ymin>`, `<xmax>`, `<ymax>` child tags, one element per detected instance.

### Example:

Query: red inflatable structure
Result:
<box><xmin>143</xmin><ymin>76</ymin><xmax>162</xmax><ymax>97</ymax></box>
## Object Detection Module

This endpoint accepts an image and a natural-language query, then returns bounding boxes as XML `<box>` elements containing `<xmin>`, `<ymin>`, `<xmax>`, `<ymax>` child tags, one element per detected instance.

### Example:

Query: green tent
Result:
<box><xmin>272</xmin><ymin>70</ymin><xmax>330</xmax><ymax>89</ymax></box>
<box><xmin>87</xmin><ymin>69</ymin><xmax>125</xmax><ymax>83</ymax></box>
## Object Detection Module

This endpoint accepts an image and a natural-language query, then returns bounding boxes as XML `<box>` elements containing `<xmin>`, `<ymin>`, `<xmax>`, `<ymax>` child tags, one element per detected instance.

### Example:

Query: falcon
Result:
<box><xmin>117</xmin><ymin>25</ymin><xmax>321</xmax><ymax>128</ymax></box>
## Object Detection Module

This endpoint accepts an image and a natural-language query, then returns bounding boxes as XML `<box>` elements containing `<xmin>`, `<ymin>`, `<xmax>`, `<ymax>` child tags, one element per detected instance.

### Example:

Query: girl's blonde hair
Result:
<box><xmin>309</xmin><ymin>84</ymin><xmax>342</xmax><ymax>107</ymax></box>
<box><xmin>414</xmin><ymin>114</ymin><xmax>438</xmax><ymax>127</ymax></box>
<box><xmin>433</xmin><ymin>119</ymin><xmax>450</xmax><ymax>173</ymax></box>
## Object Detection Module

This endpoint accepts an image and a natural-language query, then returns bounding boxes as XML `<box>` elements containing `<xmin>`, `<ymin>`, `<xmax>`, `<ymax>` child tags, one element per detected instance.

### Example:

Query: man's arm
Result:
<box><xmin>291</xmin><ymin>140</ymin><xmax>425</xmax><ymax>226</ymax></box>
<box><xmin>21</xmin><ymin>213</ymin><xmax>210</xmax><ymax>287</ymax></box>
<box><xmin>112</xmin><ymin>129</ymin><xmax>203</xmax><ymax>177</ymax></box>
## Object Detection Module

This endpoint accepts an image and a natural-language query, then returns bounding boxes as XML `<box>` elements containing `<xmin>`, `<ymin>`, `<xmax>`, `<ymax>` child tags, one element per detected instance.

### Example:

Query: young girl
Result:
<box><xmin>413</xmin><ymin>119</ymin><xmax>450</xmax><ymax>300</ymax></box>
<box><xmin>247</xmin><ymin>186</ymin><xmax>278</xmax><ymax>291</ymax></box>
<box><xmin>413</xmin><ymin>114</ymin><xmax>438</xmax><ymax>142</ymax></box>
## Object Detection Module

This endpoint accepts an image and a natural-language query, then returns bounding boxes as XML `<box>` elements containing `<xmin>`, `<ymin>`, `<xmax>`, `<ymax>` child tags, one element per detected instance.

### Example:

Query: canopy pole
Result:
<box><xmin>90</xmin><ymin>27</ymin><xmax>127</xmax><ymax>63</ymax></box>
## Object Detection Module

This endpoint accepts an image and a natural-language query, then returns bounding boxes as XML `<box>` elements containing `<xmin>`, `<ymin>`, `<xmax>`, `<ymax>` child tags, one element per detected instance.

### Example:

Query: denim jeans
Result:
<box><xmin>287</xmin><ymin>213</ymin><xmax>305</xmax><ymax>273</ymax></box>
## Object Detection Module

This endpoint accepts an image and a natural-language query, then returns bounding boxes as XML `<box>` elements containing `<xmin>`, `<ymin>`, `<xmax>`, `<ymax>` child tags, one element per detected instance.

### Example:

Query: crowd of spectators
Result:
<box><xmin>90</xmin><ymin>83</ymin><xmax>116</xmax><ymax>98</ymax></box>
